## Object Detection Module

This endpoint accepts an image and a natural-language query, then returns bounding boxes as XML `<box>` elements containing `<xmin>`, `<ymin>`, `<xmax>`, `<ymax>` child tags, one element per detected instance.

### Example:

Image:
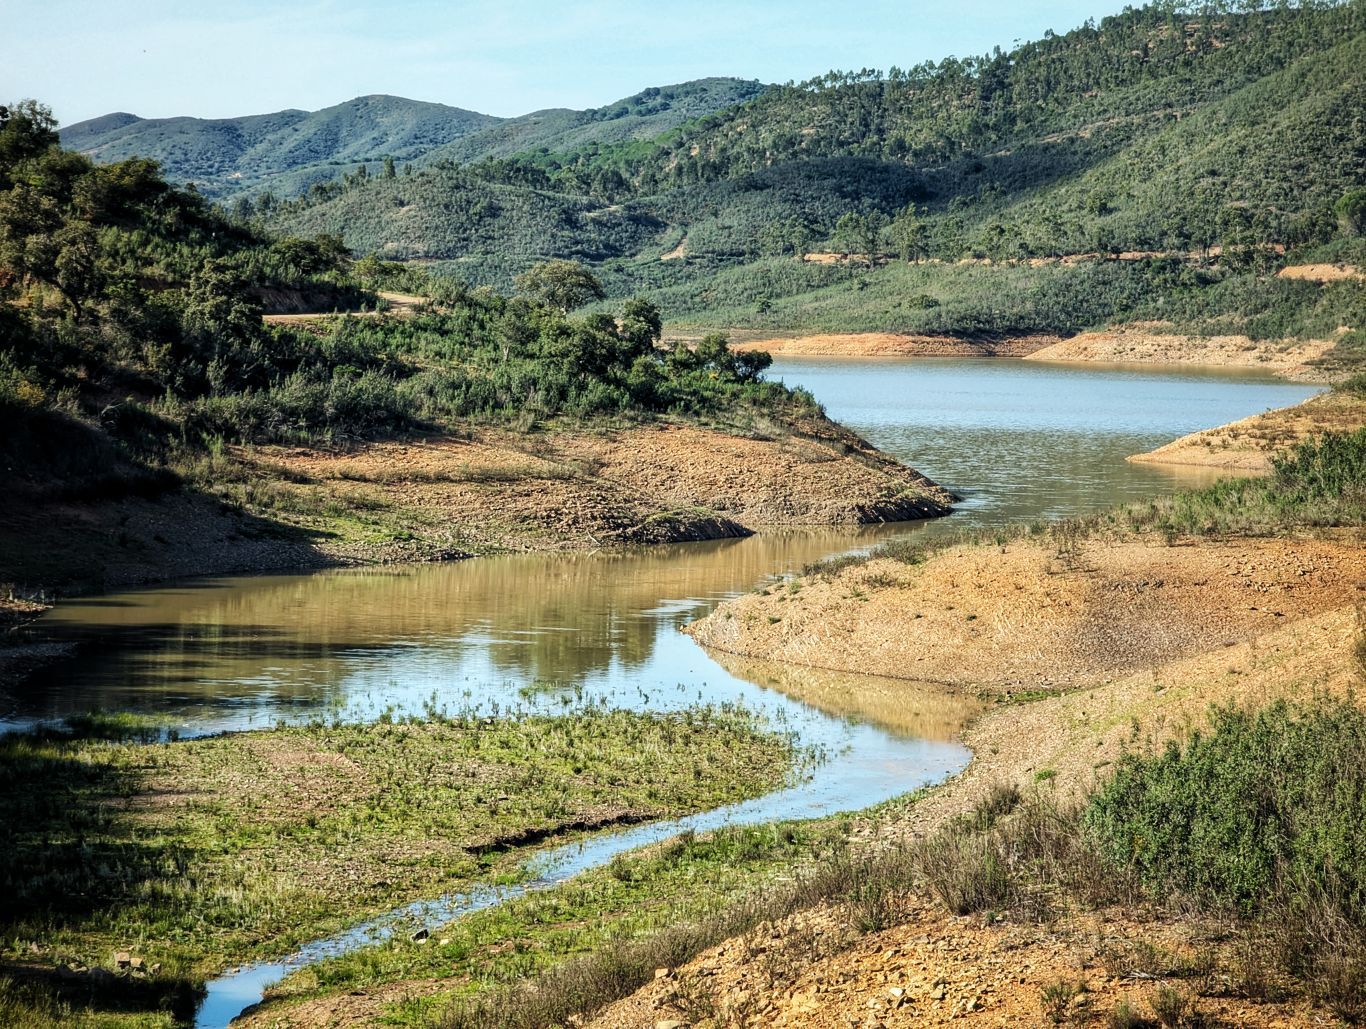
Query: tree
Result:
<box><xmin>888</xmin><ymin>204</ymin><xmax>928</xmax><ymax>263</ymax></box>
<box><xmin>1336</xmin><ymin>189</ymin><xmax>1366</xmax><ymax>237</ymax></box>
<box><xmin>382</xmin><ymin>156</ymin><xmax>396</xmax><ymax>179</ymax></box>
<box><xmin>0</xmin><ymin>100</ymin><xmax>58</xmax><ymax>188</ymax></box>
<box><xmin>833</xmin><ymin>211</ymin><xmax>887</xmax><ymax>268</ymax></box>
<box><xmin>514</xmin><ymin>260</ymin><xmax>605</xmax><ymax>313</ymax></box>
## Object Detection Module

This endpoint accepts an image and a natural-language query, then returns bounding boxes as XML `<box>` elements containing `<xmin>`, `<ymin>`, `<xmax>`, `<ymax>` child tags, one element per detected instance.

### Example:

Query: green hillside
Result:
<box><xmin>430</xmin><ymin>78</ymin><xmax>768</xmax><ymax>164</ymax></box>
<box><xmin>59</xmin><ymin>95</ymin><xmax>501</xmax><ymax>199</ymax></box>
<box><xmin>248</xmin><ymin>1</ymin><xmax>1362</xmax><ymax>359</ymax></box>
<box><xmin>58</xmin><ymin>79</ymin><xmax>766</xmax><ymax>203</ymax></box>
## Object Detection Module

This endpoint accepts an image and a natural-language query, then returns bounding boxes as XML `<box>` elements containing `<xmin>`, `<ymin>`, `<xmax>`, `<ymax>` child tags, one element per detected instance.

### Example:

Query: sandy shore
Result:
<box><xmin>1024</xmin><ymin>326</ymin><xmax>1334</xmax><ymax>379</ymax></box>
<box><xmin>0</xmin><ymin>414</ymin><xmax>951</xmax><ymax>622</ymax></box>
<box><xmin>1129</xmin><ymin>389</ymin><xmax>1366</xmax><ymax>471</ymax></box>
<box><xmin>684</xmin><ymin>534</ymin><xmax>1366</xmax><ymax>693</ymax></box>
<box><xmin>728</xmin><ymin>333</ymin><xmax>1058</xmax><ymax>358</ymax></box>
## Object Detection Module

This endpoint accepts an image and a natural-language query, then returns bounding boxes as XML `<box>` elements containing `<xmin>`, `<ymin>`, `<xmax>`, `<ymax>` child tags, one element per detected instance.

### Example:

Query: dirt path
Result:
<box><xmin>1130</xmin><ymin>390</ymin><xmax>1366</xmax><ymax>472</ymax></box>
<box><xmin>262</xmin><ymin>291</ymin><xmax>426</xmax><ymax>325</ymax></box>
<box><xmin>1277</xmin><ymin>262</ymin><xmax>1364</xmax><ymax>283</ymax></box>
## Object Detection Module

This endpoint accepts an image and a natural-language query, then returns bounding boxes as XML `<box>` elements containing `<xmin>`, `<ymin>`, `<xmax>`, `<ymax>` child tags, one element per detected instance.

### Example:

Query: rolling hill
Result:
<box><xmin>55</xmin><ymin>2</ymin><xmax>1366</xmax><ymax>357</ymax></box>
<box><xmin>58</xmin><ymin>78</ymin><xmax>767</xmax><ymax>201</ymax></box>
<box><xmin>59</xmin><ymin>94</ymin><xmax>500</xmax><ymax>198</ymax></box>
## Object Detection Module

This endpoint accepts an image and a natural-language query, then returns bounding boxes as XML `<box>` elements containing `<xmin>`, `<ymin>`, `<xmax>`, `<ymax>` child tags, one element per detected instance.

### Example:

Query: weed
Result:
<box><xmin>1150</xmin><ymin>984</ymin><xmax>1197</xmax><ymax>1027</ymax></box>
<box><xmin>1107</xmin><ymin>999</ymin><xmax>1155</xmax><ymax>1029</ymax></box>
<box><xmin>1041</xmin><ymin>978</ymin><xmax>1078</xmax><ymax>1024</ymax></box>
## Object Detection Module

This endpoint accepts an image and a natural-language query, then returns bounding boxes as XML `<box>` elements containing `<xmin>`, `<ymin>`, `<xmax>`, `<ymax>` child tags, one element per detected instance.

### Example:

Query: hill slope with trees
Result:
<box><xmin>59</xmin><ymin>95</ymin><xmax>501</xmax><ymax>199</ymax></box>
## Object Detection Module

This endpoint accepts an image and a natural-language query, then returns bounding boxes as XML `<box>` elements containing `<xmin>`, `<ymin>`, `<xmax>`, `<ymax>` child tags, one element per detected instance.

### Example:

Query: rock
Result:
<box><xmin>655</xmin><ymin>1021</ymin><xmax>684</xmax><ymax>1029</ymax></box>
<box><xmin>888</xmin><ymin>987</ymin><xmax>905</xmax><ymax>999</ymax></box>
<box><xmin>150</xmin><ymin>963</ymin><xmax>162</xmax><ymax>977</ymax></box>
<box><xmin>411</xmin><ymin>928</ymin><xmax>429</xmax><ymax>943</ymax></box>
<box><xmin>90</xmin><ymin>967</ymin><xmax>117</xmax><ymax>986</ymax></box>
<box><xmin>114</xmin><ymin>951</ymin><xmax>131</xmax><ymax>969</ymax></box>
<box><xmin>129</xmin><ymin>957</ymin><xmax>145</xmax><ymax>971</ymax></box>
<box><xmin>654</xmin><ymin>966</ymin><xmax>673</xmax><ymax>980</ymax></box>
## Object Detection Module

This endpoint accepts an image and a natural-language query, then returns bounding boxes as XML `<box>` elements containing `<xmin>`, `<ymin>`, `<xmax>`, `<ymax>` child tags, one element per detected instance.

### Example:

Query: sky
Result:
<box><xmin>5</xmin><ymin>1</ymin><xmax>1119</xmax><ymax>127</ymax></box>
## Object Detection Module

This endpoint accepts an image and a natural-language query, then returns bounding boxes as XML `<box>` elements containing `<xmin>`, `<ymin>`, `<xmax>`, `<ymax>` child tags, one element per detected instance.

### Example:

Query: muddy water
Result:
<box><xmin>2</xmin><ymin>358</ymin><xmax>1320</xmax><ymax>1027</ymax></box>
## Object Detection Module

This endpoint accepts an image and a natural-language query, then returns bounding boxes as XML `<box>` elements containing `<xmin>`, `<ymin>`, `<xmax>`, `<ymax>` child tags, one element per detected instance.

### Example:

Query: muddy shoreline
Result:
<box><xmin>0</xmin><ymin>412</ymin><xmax>954</xmax><ymax>668</ymax></box>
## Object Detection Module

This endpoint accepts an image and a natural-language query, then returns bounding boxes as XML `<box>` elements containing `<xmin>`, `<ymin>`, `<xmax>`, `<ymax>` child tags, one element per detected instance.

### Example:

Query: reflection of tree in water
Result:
<box><xmin>17</xmin><ymin>527</ymin><xmax>918</xmax><ymax>721</ymax></box>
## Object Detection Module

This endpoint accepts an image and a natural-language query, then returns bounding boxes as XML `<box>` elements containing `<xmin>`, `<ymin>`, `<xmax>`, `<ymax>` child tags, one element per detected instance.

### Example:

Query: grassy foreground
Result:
<box><xmin>0</xmin><ymin>704</ymin><xmax>798</xmax><ymax>1027</ymax></box>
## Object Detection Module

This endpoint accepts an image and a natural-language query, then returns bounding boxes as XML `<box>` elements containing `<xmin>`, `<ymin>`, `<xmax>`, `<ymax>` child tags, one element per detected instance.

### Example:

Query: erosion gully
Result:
<box><xmin>2</xmin><ymin>358</ymin><xmax>1320</xmax><ymax>1026</ymax></box>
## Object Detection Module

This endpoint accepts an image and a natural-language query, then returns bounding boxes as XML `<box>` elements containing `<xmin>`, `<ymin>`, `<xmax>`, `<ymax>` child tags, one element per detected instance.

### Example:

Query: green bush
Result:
<box><xmin>1085</xmin><ymin>701</ymin><xmax>1366</xmax><ymax>917</ymax></box>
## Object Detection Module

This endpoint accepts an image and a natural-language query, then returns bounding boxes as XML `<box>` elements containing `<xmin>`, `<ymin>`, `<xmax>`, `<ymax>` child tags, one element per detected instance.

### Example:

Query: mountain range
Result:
<box><xmin>54</xmin><ymin>2</ymin><xmax>1366</xmax><ymax>343</ymax></box>
<box><xmin>59</xmin><ymin>78</ymin><xmax>767</xmax><ymax>199</ymax></box>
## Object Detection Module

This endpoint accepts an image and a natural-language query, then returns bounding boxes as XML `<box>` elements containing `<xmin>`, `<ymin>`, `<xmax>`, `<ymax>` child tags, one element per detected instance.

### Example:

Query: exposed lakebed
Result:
<box><xmin>2</xmin><ymin>358</ymin><xmax>1320</xmax><ymax>1026</ymax></box>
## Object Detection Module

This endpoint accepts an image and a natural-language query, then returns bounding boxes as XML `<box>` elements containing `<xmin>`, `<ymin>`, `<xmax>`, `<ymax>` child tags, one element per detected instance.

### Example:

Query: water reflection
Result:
<box><xmin>5</xmin><ymin>359</ymin><xmax>1320</xmax><ymax>734</ymax></box>
<box><xmin>708</xmin><ymin>651</ymin><xmax>984</xmax><ymax>741</ymax></box>
<box><xmin>5</xmin><ymin>528</ymin><xmax>910</xmax><ymax>732</ymax></box>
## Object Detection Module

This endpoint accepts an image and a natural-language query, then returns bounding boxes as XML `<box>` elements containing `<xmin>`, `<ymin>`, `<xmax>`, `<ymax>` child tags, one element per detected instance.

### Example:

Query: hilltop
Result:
<box><xmin>58</xmin><ymin>78</ymin><xmax>767</xmax><ymax>201</ymax></box>
<box><xmin>58</xmin><ymin>95</ymin><xmax>499</xmax><ymax>199</ymax></box>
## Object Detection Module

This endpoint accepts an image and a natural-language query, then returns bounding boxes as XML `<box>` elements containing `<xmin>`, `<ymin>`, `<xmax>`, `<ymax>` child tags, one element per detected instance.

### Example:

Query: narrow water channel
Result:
<box><xmin>3</xmin><ymin>358</ymin><xmax>1320</xmax><ymax>1026</ymax></box>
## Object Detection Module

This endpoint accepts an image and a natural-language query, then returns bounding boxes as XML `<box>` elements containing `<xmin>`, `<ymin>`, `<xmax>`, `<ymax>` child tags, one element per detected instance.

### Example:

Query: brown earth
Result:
<box><xmin>589</xmin><ymin>561</ymin><xmax>1366</xmax><ymax>1029</ymax></box>
<box><xmin>684</xmin><ymin>534</ymin><xmax>1366</xmax><ymax>693</ymax></box>
<box><xmin>730</xmin><ymin>334</ymin><xmax>1058</xmax><ymax>359</ymax></box>
<box><xmin>1277</xmin><ymin>263</ymin><xmax>1365</xmax><ymax>283</ymax></box>
<box><xmin>1130</xmin><ymin>390</ymin><xmax>1366</xmax><ymax>472</ymax></box>
<box><xmin>732</xmin><ymin>334</ymin><xmax>1049</xmax><ymax>358</ymax></box>
<box><xmin>1024</xmin><ymin>327</ymin><xmax>1335</xmax><ymax>379</ymax></box>
<box><xmin>0</xmin><ymin>416</ymin><xmax>950</xmax><ymax>603</ymax></box>
<box><xmin>248</xmin><ymin>417</ymin><xmax>952</xmax><ymax>560</ymax></box>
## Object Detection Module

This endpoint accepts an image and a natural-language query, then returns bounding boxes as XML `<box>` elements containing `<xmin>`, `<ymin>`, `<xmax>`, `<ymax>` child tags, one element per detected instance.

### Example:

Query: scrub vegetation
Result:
<box><xmin>202</xmin><ymin>2</ymin><xmax>1366</xmax><ymax>374</ymax></box>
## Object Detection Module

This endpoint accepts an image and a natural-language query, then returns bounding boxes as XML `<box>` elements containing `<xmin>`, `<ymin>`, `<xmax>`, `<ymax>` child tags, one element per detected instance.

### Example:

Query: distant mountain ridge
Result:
<box><xmin>59</xmin><ymin>94</ymin><xmax>501</xmax><ymax>198</ymax></box>
<box><xmin>59</xmin><ymin>79</ymin><xmax>767</xmax><ymax>199</ymax></box>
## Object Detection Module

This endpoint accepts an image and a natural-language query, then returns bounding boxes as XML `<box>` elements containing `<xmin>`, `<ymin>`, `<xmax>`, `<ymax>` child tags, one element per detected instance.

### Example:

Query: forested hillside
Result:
<box><xmin>254</xmin><ymin>4</ymin><xmax>1363</xmax><ymax>295</ymax></box>
<box><xmin>1</xmin><ymin>102</ymin><xmax>792</xmax><ymax>514</ymax></box>
<box><xmin>60</xmin><ymin>95</ymin><xmax>500</xmax><ymax>199</ymax></box>
<box><xmin>49</xmin><ymin>2</ymin><xmax>1366</xmax><ymax>366</ymax></box>
<box><xmin>428</xmin><ymin>78</ymin><xmax>768</xmax><ymax>165</ymax></box>
<box><xmin>59</xmin><ymin>79</ymin><xmax>766</xmax><ymax>202</ymax></box>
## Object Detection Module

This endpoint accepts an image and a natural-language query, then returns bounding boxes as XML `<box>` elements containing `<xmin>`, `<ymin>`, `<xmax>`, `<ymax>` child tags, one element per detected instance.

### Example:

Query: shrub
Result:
<box><xmin>1085</xmin><ymin>701</ymin><xmax>1366</xmax><ymax>917</ymax></box>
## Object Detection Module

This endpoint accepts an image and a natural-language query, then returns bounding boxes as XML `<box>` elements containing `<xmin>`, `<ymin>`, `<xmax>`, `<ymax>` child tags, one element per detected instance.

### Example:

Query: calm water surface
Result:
<box><xmin>3</xmin><ymin>357</ymin><xmax>1320</xmax><ymax>1027</ymax></box>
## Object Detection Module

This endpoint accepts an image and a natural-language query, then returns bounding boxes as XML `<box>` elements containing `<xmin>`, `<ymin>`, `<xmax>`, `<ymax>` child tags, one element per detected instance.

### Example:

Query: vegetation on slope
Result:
<box><xmin>233</xmin><ymin>1</ymin><xmax>1366</xmax><ymax>361</ymax></box>
<box><xmin>59</xmin><ymin>95</ymin><xmax>501</xmax><ymax>200</ymax></box>
<box><xmin>1</xmin><ymin>102</ymin><xmax>808</xmax><ymax>518</ymax></box>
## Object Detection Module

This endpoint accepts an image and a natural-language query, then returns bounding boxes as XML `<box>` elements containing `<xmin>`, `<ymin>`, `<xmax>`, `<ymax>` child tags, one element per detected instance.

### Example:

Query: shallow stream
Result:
<box><xmin>3</xmin><ymin>358</ymin><xmax>1320</xmax><ymax>1026</ymax></box>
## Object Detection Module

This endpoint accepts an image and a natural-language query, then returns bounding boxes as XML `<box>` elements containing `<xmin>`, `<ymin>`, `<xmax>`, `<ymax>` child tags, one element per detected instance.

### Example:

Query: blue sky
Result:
<box><xmin>7</xmin><ymin>1</ymin><xmax>1118</xmax><ymax>126</ymax></box>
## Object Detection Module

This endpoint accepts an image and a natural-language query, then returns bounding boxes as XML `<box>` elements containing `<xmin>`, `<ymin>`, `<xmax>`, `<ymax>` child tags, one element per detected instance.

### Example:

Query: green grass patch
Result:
<box><xmin>0</xmin><ymin>705</ymin><xmax>797</xmax><ymax>1026</ymax></box>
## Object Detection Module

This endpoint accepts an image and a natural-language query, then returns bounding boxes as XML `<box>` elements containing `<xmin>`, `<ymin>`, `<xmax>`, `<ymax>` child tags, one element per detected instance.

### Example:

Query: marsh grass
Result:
<box><xmin>0</xmin><ymin>705</ymin><xmax>795</xmax><ymax>1025</ymax></box>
